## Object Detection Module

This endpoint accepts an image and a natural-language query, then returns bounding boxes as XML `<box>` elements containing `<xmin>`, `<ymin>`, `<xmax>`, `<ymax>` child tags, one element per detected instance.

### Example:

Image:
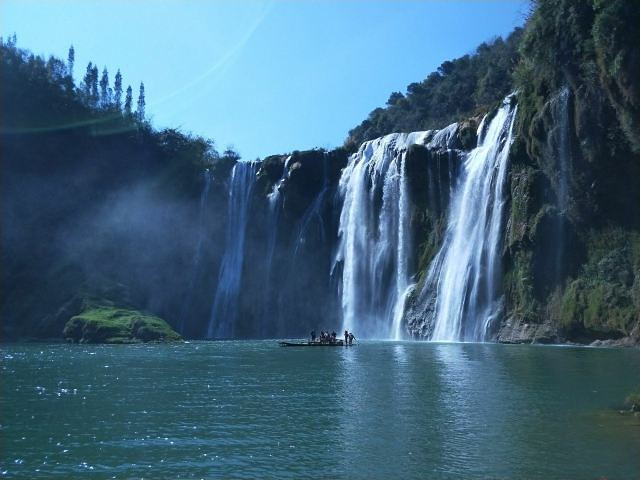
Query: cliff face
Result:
<box><xmin>497</xmin><ymin>0</ymin><xmax>640</xmax><ymax>344</ymax></box>
<box><xmin>191</xmin><ymin>149</ymin><xmax>348</xmax><ymax>339</ymax></box>
<box><xmin>238</xmin><ymin>148</ymin><xmax>347</xmax><ymax>338</ymax></box>
<box><xmin>180</xmin><ymin>73</ymin><xmax>640</xmax><ymax>343</ymax></box>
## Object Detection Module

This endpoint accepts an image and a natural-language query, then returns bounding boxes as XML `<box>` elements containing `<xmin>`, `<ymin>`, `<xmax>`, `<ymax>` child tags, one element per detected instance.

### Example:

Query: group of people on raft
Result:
<box><xmin>310</xmin><ymin>329</ymin><xmax>356</xmax><ymax>345</ymax></box>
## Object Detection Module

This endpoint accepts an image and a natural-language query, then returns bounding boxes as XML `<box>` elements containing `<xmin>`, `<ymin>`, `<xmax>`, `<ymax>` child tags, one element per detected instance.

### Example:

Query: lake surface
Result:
<box><xmin>1</xmin><ymin>341</ymin><xmax>639</xmax><ymax>479</ymax></box>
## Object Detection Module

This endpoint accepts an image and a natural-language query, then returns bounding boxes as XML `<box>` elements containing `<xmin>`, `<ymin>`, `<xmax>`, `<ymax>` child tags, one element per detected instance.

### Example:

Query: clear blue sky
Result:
<box><xmin>1</xmin><ymin>1</ymin><xmax>529</xmax><ymax>160</ymax></box>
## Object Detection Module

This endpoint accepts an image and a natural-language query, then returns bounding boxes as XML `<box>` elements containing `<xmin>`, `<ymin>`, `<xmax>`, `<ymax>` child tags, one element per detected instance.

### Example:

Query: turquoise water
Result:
<box><xmin>1</xmin><ymin>341</ymin><xmax>639</xmax><ymax>479</ymax></box>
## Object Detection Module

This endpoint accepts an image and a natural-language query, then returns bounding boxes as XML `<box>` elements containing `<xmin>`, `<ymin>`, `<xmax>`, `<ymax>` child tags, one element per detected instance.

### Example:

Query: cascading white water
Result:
<box><xmin>207</xmin><ymin>161</ymin><xmax>258</xmax><ymax>339</ymax></box>
<box><xmin>334</xmin><ymin>132</ymin><xmax>429</xmax><ymax>339</ymax></box>
<box><xmin>425</xmin><ymin>96</ymin><xmax>517</xmax><ymax>342</ymax></box>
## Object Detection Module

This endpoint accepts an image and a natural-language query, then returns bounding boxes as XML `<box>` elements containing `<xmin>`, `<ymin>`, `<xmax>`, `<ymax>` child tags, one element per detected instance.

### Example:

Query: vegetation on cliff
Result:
<box><xmin>0</xmin><ymin>38</ymin><xmax>237</xmax><ymax>339</ymax></box>
<box><xmin>502</xmin><ymin>0</ymin><xmax>640</xmax><ymax>343</ymax></box>
<box><xmin>345</xmin><ymin>28</ymin><xmax>522</xmax><ymax>152</ymax></box>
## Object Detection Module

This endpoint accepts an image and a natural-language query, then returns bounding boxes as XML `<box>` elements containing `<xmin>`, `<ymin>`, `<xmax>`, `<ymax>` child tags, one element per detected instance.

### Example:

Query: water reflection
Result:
<box><xmin>1</xmin><ymin>342</ymin><xmax>639</xmax><ymax>479</ymax></box>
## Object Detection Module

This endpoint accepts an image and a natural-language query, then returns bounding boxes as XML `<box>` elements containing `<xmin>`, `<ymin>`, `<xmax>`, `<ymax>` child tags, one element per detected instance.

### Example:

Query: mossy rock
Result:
<box><xmin>63</xmin><ymin>306</ymin><xmax>182</xmax><ymax>344</ymax></box>
<box><xmin>457</xmin><ymin>116</ymin><xmax>481</xmax><ymax>150</ymax></box>
<box><xmin>548</xmin><ymin>229</ymin><xmax>640</xmax><ymax>339</ymax></box>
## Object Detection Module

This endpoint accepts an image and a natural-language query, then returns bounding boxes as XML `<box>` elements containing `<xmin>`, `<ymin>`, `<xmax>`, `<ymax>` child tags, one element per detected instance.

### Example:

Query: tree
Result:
<box><xmin>124</xmin><ymin>85</ymin><xmax>133</xmax><ymax>115</ymax></box>
<box><xmin>67</xmin><ymin>45</ymin><xmax>74</xmax><ymax>77</ymax></box>
<box><xmin>222</xmin><ymin>146</ymin><xmax>240</xmax><ymax>162</ymax></box>
<box><xmin>82</xmin><ymin>62</ymin><xmax>93</xmax><ymax>101</ymax></box>
<box><xmin>99</xmin><ymin>67</ymin><xmax>110</xmax><ymax>108</ymax></box>
<box><xmin>386</xmin><ymin>92</ymin><xmax>404</xmax><ymax>106</ymax></box>
<box><xmin>114</xmin><ymin>69</ymin><xmax>123</xmax><ymax>111</ymax></box>
<box><xmin>90</xmin><ymin>65</ymin><xmax>99</xmax><ymax>108</ymax></box>
<box><xmin>136</xmin><ymin>82</ymin><xmax>145</xmax><ymax>121</ymax></box>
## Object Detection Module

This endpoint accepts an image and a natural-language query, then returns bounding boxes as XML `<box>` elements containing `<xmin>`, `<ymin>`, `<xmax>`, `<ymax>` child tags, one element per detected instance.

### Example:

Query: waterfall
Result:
<box><xmin>293</xmin><ymin>153</ymin><xmax>329</xmax><ymax>259</ymax></box>
<box><xmin>260</xmin><ymin>156</ymin><xmax>291</xmax><ymax>335</ymax></box>
<box><xmin>547</xmin><ymin>87</ymin><xmax>572</xmax><ymax>285</ymax></box>
<box><xmin>179</xmin><ymin>169</ymin><xmax>212</xmax><ymax>334</ymax></box>
<box><xmin>207</xmin><ymin>161</ymin><xmax>258</xmax><ymax>339</ymax></box>
<box><xmin>549</xmin><ymin>87</ymin><xmax>571</xmax><ymax>212</ymax></box>
<box><xmin>334</xmin><ymin>132</ymin><xmax>428</xmax><ymax>339</ymax></box>
<box><xmin>424</xmin><ymin>96</ymin><xmax>517</xmax><ymax>342</ymax></box>
<box><xmin>264</xmin><ymin>156</ymin><xmax>291</xmax><ymax>287</ymax></box>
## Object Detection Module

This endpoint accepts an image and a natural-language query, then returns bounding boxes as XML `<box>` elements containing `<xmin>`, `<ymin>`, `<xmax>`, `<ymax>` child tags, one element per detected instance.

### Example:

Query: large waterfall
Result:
<box><xmin>201</xmin><ymin>98</ymin><xmax>516</xmax><ymax>342</ymax></box>
<box><xmin>207</xmin><ymin>161</ymin><xmax>258</xmax><ymax>338</ymax></box>
<box><xmin>424</xmin><ymin>96</ymin><xmax>517</xmax><ymax>342</ymax></box>
<box><xmin>334</xmin><ymin>132</ymin><xmax>428</xmax><ymax>339</ymax></box>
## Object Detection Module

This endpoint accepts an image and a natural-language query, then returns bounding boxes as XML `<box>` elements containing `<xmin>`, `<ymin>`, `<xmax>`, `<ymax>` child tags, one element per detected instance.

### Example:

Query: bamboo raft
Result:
<box><xmin>279</xmin><ymin>340</ymin><xmax>347</xmax><ymax>347</ymax></box>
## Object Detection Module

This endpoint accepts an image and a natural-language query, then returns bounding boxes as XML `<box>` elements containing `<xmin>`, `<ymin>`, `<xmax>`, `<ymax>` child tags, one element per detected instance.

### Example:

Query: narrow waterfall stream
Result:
<box><xmin>179</xmin><ymin>169</ymin><xmax>212</xmax><ymax>334</ymax></box>
<box><xmin>292</xmin><ymin>153</ymin><xmax>330</xmax><ymax>259</ymax></box>
<box><xmin>207</xmin><ymin>161</ymin><xmax>258</xmax><ymax>338</ymax></box>
<box><xmin>424</xmin><ymin>96</ymin><xmax>517</xmax><ymax>342</ymax></box>
<box><xmin>547</xmin><ymin>86</ymin><xmax>573</xmax><ymax>285</ymax></box>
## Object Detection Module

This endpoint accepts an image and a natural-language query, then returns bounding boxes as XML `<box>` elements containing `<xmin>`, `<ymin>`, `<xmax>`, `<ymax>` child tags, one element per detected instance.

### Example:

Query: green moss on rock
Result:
<box><xmin>63</xmin><ymin>306</ymin><xmax>182</xmax><ymax>344</ymax></box>
<box><xmin>549</xmin><ymin>229</ymin><xmax>640</xmax><ymax>339</ymax></box>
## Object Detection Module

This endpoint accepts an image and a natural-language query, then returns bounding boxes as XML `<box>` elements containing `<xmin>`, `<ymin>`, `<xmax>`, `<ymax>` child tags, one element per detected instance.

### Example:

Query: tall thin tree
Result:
<box><xmin>67</xmin><ymin>45</ymin><xmax>75</xmax><ymax>77</ymax></box>
<box><xmin>99</xmin><ymin>67</ymin><xmax>110</xmax><ymax>108</ymax></box>
<box><xmin>136</xmin><ymin>82</ymin><xmax>145</xmax><ymax>121</ymax></box>
<box><xmin>124</xmin><ymin>85</ymin><xmax>133</xmax><ymax>116</ymax></box>
<box><xmin>114</xmin><ymin>69</ymin><xmax>123</xmax><ymax>111</ymax></box>
<box><xmin>90</xmin><ymin>65</ymin><xmax>99</xmax><ymax>108</ymax></box>
<box><xmin>82</xmin><ymin>62</ymin><xmax>93</xmax><ymax>102</ymax></box>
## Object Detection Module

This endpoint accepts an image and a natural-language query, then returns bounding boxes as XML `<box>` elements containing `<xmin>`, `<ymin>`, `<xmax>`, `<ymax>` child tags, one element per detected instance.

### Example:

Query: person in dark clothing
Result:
<box><xmin>344</xmin><ymin>330</ymin><xmax>349</xmax><ymax>346</ymax></box>
<box><xmin>348</xmin><ymin>332</ymin><xmax>355</xmax><ymax>346</ymax></box>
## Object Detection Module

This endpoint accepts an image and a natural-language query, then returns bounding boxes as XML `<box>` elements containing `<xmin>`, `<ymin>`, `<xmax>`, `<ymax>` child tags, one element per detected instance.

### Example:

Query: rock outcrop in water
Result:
<box><xmin>63</xmin><ymin>306</ymin><xmax>182</xmax><ymax>344</ymax></box>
